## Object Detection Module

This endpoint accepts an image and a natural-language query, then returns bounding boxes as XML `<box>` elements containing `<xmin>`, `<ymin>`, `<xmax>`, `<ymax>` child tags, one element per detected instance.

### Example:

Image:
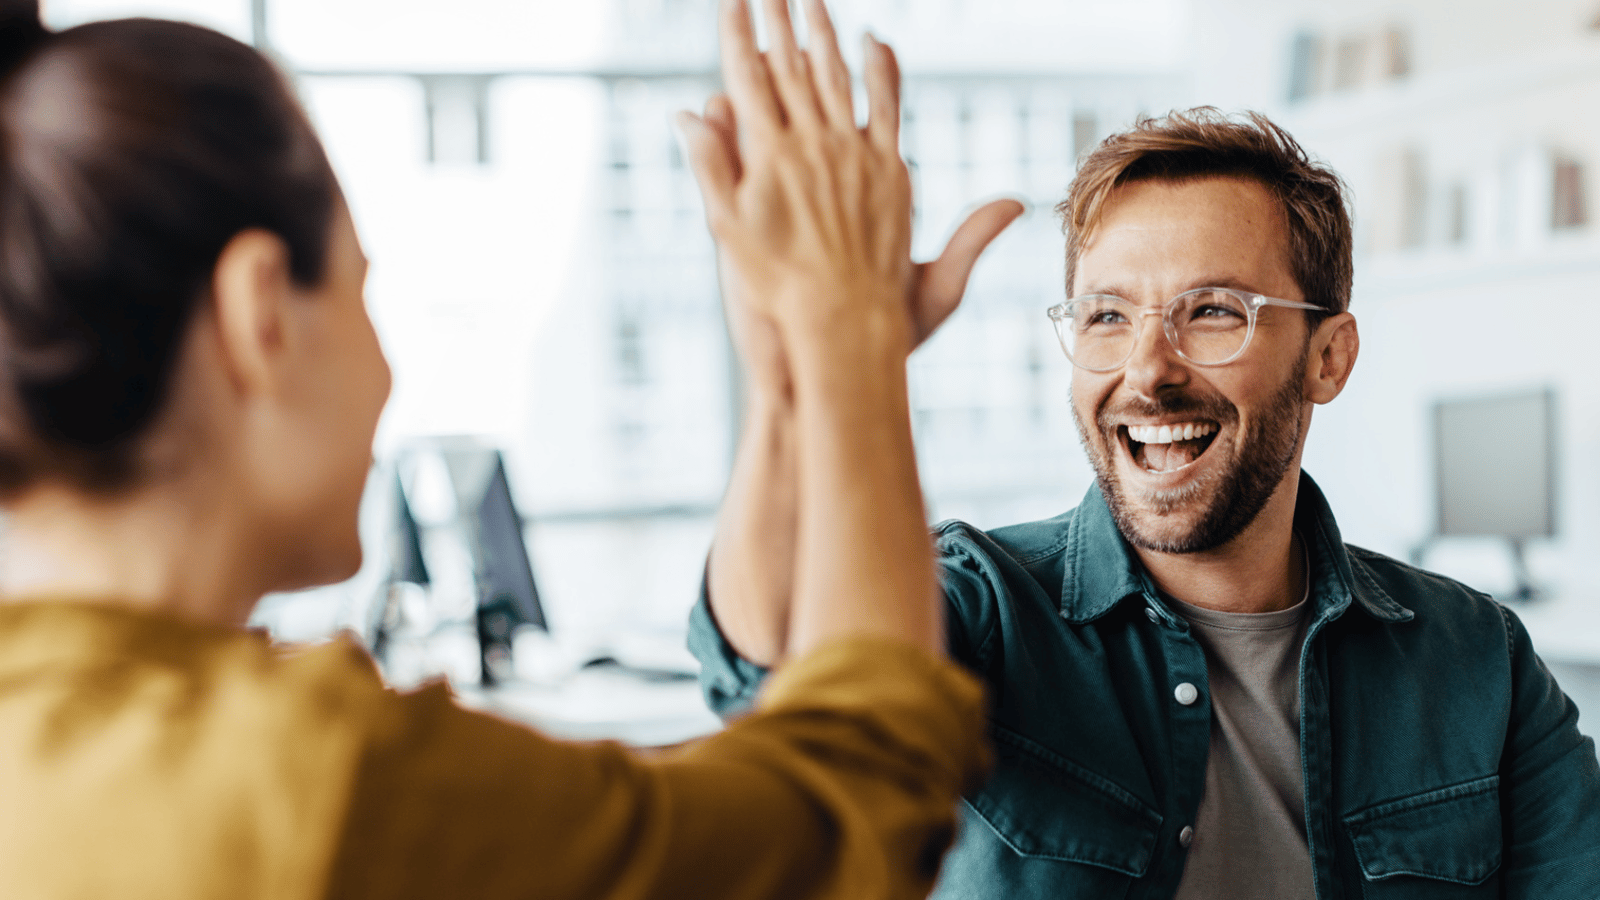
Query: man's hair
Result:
<box><xmin>1058</xmin><ymin>107</ymin><xmax>1352</xmax><ymax>319</ymax></box>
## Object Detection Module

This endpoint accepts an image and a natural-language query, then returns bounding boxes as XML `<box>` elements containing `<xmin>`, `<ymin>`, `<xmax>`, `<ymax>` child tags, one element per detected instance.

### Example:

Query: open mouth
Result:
<box><xmin>1121</xmin><ymin>422</ymin><xmax>1219</xmax><ymax>474</ymax></box>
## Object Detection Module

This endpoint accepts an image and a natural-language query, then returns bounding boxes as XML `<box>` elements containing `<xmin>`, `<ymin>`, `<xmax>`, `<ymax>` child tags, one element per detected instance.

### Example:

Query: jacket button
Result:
<box><xmin>1174</xmin><ymin>682</ymin><xmax>1199</xmax><ymax>706</ymax></box>
<box><xmin>1145</xmin><ymin>607</ymin><xmax>1161</xmax><ymax>624</ymax></box>
<box><xmin>1179</xmin><ymin>826</ymin><xmax>1195</xmax><ymax>848</ymax></box>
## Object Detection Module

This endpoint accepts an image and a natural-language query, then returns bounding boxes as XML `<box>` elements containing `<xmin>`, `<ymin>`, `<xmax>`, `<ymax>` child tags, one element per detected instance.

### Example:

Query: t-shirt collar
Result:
<box><xmin>1059</xmin><ymin>470</ymin><xmax>1414</xmax><ymax>626</ymax></box>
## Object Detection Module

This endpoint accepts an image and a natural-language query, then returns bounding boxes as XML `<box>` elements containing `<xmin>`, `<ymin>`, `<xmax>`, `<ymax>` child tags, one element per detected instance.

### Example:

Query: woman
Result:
<box><xmin>0</xmin><ymin>0</ymin><xmax>1001</xmax><ymax>897</ymax></box>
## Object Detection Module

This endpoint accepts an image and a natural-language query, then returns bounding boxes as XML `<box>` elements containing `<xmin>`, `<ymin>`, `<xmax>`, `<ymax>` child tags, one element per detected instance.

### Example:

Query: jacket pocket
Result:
<box><xmin>1343</xmin><ymin>775</ymin><xmax>1502</xmax><ymax>897</ymax></box>
<box><xmin>936</xmin><ymin>725</ymin><xmax>1161</xmax><ymax>899</ymax></box>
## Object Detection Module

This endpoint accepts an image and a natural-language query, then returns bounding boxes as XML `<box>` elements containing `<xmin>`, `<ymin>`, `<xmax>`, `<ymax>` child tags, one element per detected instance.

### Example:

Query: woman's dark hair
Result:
<box><xmin>0</xmin><ymin>0</ymin><xmax>337</xmax><ymax>495</ymax></box>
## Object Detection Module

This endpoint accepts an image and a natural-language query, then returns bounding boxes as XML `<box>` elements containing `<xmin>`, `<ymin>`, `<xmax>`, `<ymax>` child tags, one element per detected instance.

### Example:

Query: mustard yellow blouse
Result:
<box><xmin>0</xmin><ymin>601</ymin><xmax>987</xmax><ymax>900</ymax></box>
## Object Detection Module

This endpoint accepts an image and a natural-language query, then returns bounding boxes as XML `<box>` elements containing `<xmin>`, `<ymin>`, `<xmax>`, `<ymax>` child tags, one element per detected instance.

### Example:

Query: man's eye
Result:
<box><xmin>1081</xmin><ymin>307</ymin><xmax>1128</xmax><ymax>327</ymax></box>
<box><xmin>1189</xmin><ymin>304</ymin><xmax>1246</xmax><ymax>322</ymax></box>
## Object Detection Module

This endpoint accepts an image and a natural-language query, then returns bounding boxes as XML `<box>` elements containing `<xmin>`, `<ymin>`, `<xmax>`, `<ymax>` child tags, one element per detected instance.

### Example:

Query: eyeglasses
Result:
<box><xmin>1046</xmin><ymin>287</ymin><xmax>1323</xmax><ymax>372</ymax></box>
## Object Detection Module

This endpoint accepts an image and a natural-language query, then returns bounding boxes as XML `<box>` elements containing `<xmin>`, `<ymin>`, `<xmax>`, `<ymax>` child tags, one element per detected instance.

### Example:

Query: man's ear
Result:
<box><xmin>209</xmin><ymin>229</ymin><xmax>293</xmax><ymax>397</ymax></box>
<box><xmin>1305</xmin><ymin>311</ymin><xmax>1358</xmax><ymax>405</ymax></box>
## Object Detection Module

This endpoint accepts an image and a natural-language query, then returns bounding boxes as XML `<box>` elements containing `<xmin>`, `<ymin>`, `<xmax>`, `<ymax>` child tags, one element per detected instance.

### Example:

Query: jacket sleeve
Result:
<box><xmin>687</xmin><ymin>529</ymin><xmax>1002</xmax><ymax>724</ymax></box>
<box><xmin>687</xmin><ymin>574</ymin><xmax>773</xmax><ymax>720</ymax></box>
<box><xmin>1496</xmin><ymin>603</ymin><xmax>1600</xmax><ymax>897</ymax></box>
<box><xmin>323</xmin><ymin>637</ymin><xmax>989</xmax><ymax>900</ymax></box>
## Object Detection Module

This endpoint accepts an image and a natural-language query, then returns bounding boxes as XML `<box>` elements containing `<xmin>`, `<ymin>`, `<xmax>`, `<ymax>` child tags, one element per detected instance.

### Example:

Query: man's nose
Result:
<box><xmin>1121</xmin><ymin>308</ymin><xmax>1189</xmax><ymax>399</ymax></box>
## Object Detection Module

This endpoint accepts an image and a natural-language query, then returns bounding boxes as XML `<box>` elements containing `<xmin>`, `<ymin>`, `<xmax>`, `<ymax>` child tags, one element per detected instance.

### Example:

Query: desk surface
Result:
<box><xmin>1507</xmin><ymin>591</ymin><xmax>1600</xmax><ymax>666</ymax></box>
<box><xmin>449</xmin><ymin>593</ymin><xmax>1600</xmax><ymax>744</ymax></box>
<box><xmin>457</xmin><ymin>668</ymin><xmax>723</xmax><ymax>747</ymax></box>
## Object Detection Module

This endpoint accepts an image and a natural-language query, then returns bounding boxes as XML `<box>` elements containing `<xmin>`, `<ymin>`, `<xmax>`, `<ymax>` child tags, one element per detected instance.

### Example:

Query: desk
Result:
<box><xmin>456</xmin><ymin>668</ymin><xmax>723</xmax><ymax>748</ymax></box>
<box><xmin>1508</xmin><ymin>591</ymin><xmax>1600</xmax><ymax>666</ymax></box>
<box><xmin>449</xmin><ymin>595</ymin><xmax>1600</xmax><ymax>750</ymax></box>
<box><xmin>1512</xmin><ymin>592</ymin><xmax>1600</xmax><ymax>759</ymax></box>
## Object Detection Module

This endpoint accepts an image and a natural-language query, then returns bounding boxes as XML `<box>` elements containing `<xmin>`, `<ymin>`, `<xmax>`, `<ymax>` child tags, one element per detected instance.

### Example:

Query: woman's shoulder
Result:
<box><xmin>0</xmin><ymin>601</ymin><xmax>389</xmax><ymax>900</ymax></box>
<box><xmin>0</xmin><ymin>599</ymin><xmax>388</xmax><ymax>718</ymax></box>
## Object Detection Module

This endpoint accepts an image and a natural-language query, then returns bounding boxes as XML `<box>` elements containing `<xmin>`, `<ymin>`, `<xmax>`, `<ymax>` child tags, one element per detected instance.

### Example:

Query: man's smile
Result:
<box><xmin>1122</xmin><ymin>421</ymin><xmax>1220</xmax><ymax>474</ymax></box>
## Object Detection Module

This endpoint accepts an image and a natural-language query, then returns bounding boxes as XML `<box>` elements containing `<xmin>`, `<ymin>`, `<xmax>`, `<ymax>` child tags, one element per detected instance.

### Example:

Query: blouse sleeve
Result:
<box><xmin>322</xmin><ymin>637</ymin><xmax>989</xmax><ymax>900</ymax></box>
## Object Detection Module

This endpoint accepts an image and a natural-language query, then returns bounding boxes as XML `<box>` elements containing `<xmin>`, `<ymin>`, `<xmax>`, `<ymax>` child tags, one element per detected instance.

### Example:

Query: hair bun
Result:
<box><xmin>0</xmin><ymin>0</ymin><xmax>46</xmax><ymax>79</ymax></box>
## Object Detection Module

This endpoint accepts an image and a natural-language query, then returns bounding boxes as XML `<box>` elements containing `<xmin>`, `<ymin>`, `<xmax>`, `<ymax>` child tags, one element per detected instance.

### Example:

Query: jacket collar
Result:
<box><xmin>1059</xmin><ymin>470</ymin><xmax>1414</xmax><ymax>625</ymax></box>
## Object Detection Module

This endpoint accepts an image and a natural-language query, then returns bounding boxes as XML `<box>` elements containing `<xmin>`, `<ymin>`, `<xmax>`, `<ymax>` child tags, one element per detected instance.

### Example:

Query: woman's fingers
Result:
<box><xmin>698</xmin><ymin>0</ymin><xmax>918</xmax><ymax>342</ymax></box>
<box><xmin>862</xmin><ymin>33</ymin><xmax>902</xmax><ymax>152</ymax></box>
<box><xmin>759</xmin><ymin>0</ymin><xmax>822</xmax><ymax>129</ymax></box>
<box><xmin>801</xmin><ymin>0</ymin><xmax>855</xmax><ymax>129</ymax></box>
<box><xmin>722</xmin><ymin>0</ymin><xmax>870</xmax><ymax>135</ymax></box>
<box><xmin>719</xmin><ymin>0</ymin><xmax>783</xmax><ymax>139</ymax></box>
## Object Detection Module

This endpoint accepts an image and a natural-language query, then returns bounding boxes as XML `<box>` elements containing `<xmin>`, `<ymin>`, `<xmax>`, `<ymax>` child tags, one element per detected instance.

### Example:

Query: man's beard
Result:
<box><xmin>1073</xmin><ymin>356</ymin><xmax>1306</xmax><ymax>554</ymax></box>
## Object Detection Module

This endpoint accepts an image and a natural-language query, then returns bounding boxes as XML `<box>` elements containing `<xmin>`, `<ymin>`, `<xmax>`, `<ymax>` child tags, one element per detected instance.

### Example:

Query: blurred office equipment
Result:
<box><xmin>450</xmin><ymin>446</ymin><xmax>548</xmax><ymax>682</ymax></box>
<box><xmin>389</xmin><ymin>472</ymin><xmax>431</xmax><ymax>586</ymax></box>
<box><xmin>1428</xmin><ymin>387</ymin><xmax>1557</xmax><ymax>602</ymax></box>
<box><xmin>368</xmin><ymin>474</ymin><xmax>430</xmax><ymax>663</ymax></box>
<box><xmin>376</xmin><ymin>441</ymin><xmax>546</xmax><ymax>685</ymax></box>
<box><xmin>369</xmin><ymin>440</ymin><xmax>716</xmax><ymax>744</ymax></box>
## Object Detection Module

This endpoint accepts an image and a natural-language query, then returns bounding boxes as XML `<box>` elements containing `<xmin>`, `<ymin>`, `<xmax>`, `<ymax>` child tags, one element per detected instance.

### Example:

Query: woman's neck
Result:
<box><xmin>0</xmin><ymin>479</ymin><xmax>261</xmax><ymax>627</ymax></box>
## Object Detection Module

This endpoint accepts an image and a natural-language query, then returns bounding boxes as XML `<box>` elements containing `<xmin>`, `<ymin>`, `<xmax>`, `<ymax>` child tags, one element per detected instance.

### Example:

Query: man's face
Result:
<box><xmin>1069</xmin><ymin>176</ymin><xmax>1312</xmax><ymax>554</ymax></box>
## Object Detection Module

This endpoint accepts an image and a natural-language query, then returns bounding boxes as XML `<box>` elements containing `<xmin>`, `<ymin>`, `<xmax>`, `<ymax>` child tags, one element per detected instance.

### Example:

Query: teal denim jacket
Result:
<box><xmin>688</xmin><ymin>473</ymin><xmax>1600</xmax><ymax>898</ymax></box>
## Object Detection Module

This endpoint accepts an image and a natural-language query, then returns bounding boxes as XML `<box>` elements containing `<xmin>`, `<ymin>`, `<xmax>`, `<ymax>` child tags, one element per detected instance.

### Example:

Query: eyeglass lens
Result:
<box><xmin>1056</xmin><ymin>290</ymin><xmax>1254</xmax><ymax>370</ymax></box>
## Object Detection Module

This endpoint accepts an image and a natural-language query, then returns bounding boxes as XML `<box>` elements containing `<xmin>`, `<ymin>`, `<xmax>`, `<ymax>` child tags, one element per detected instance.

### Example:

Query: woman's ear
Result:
<box><xmin>1305</xmin><ymin>311</ymin><xmax>1359</xmax><ymax>405</ymax></box>
<box><xmin>209</xmin><ymin>229</ymin><xmax>294</xmax><ymax>398</ymax></box>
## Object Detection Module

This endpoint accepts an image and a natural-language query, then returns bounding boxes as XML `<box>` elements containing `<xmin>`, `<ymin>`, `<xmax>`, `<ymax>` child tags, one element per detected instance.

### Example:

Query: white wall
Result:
<box><xmin>1192</xmin><ymin>0</ymin><xmax>1600</xmax><ymax>605</ymax></box>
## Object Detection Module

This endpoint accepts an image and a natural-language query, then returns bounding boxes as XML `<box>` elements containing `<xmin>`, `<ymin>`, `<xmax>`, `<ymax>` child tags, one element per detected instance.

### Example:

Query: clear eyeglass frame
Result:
<box><xmin>1045</xmin><ymin>287</ymin><xmax>1324</xmax><ymax>372</ymax></box>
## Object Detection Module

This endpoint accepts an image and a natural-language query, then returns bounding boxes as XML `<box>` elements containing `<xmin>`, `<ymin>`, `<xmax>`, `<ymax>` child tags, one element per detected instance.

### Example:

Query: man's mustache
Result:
<box><xmin>1098</xmin><ymin>392</ymin><xmax>1238</xmax><ymax>429</ymax></box>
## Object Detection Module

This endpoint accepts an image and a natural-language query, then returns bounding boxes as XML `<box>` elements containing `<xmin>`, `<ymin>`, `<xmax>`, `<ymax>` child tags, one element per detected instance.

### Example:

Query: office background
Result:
<box><xmin>40</xmin><ymin>0</ymin><xmax>1600</xmax><ymax>733</ymax></box>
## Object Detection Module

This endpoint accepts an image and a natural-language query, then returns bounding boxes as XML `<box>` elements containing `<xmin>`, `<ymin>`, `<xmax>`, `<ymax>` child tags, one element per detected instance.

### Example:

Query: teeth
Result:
<box><xmin>1127</xmin><ymin>422</ymin><xmax>1217</xmax><ymax>445</ymax></box>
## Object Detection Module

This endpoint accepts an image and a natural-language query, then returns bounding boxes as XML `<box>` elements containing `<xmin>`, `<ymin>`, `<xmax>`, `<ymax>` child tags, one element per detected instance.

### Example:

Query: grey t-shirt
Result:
<box><xmin>1169</xmin><ymin>591</ymin><xmax>1315</xmax><ymax>900</ymax></box>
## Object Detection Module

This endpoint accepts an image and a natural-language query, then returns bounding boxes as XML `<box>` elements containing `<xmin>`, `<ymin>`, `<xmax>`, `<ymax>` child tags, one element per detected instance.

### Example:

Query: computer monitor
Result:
<box><xmin>389</xmin><ymin>473</ymin><xmax>431</xmax><ymax>586</ymax></box>
<box><xmin>368</xmin><ymin>473</ymin><xmax>431</xmax><ymax>659</ymax></box>
<box><xmin>434</xmin><ymin>447</ymin><xmax>546</xmax><ymax>683</ymax></box>
<box><xmin>461</xmin><ymin>451</ymin><xmax>546</xmax><ymax>626</ymax></box>
<box><xmin>1432</xmin><ymin>387</ymin><xmax>1556</xmax><ymax>599</ymax></box>
<box><xmin>376</xmin><ymin>443</ymin><xmax>547</xmax><ymax>684</ymax></box>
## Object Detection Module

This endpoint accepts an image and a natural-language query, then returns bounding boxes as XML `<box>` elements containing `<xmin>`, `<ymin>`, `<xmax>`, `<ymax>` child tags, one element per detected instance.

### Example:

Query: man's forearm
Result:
<box><xmin>708</xmin><ymin>392</ymin><xmax>798</xmax><ymax>667</ymax></box>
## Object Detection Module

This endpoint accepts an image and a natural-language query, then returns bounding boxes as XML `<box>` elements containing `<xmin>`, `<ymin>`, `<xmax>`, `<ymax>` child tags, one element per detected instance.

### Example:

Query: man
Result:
<box><xmin>688</xmin><ymin>85</ymin><xmax>1600</xmax><ymax>896</ymax></box>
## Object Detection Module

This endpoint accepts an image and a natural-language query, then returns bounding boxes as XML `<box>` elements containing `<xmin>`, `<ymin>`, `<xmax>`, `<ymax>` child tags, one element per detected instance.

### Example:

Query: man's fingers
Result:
<box><xmin>862</xmin><ymin>33</ymin><xmax>902</xmax><ymax>151</ymax></box>
<box><xmin>703</xmin><ymin>93</ymin><xmax>743</xmax><ymax>181</ymax></box>
<box><xmin>719</xmin><ymin>0</ymin><xmax>783</xmax><ymax>137</ymax></box>
<box><xmin>802</xmin><ymin>0</ymin><xmax>855</xmax><ymax>128</ymax></box>
<box><xmin>938</xmin><ymin>199</ymin><xmax>1027</xmax><ymax>275</ymax></box>
<box><xmin>912</xmin><ymin>199</ymin><xmax>1028</xmax><ymax>344</ymax></box>
<box><xmin>677</xmin><ymin>111</ymin><xmax>740</xmax><ymax>228</ymax></box>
